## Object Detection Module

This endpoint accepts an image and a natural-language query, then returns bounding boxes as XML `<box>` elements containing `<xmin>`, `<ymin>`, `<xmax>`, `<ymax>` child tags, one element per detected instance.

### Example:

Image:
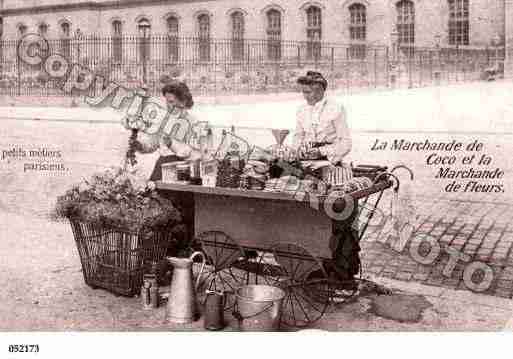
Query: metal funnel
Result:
<box><xmin>271</xmin><ymin>129</ymin><xmax>290</xmax><ymax>146</ymax></box>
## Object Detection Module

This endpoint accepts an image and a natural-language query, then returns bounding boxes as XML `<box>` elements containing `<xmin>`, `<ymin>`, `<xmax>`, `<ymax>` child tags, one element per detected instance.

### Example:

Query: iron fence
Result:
<box><xmin>0</xmin><ymin>35</ymin><xmax>505</xmax><ymax>98</ymax></box>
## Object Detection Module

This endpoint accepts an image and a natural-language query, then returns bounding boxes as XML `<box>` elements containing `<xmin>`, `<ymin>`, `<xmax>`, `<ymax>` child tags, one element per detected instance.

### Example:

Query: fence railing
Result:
<box><xmin>0</xmin><ymin>35</ymin><xmax>505</xmax><ymax>98</ymax></box>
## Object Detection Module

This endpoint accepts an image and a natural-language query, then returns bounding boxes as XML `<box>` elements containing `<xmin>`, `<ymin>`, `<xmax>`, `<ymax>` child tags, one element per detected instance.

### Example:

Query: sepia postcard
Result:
<box><xmin>1</xmin><ymin>0</ymin><xmax>512</xmax><ymax>356</ymax></box>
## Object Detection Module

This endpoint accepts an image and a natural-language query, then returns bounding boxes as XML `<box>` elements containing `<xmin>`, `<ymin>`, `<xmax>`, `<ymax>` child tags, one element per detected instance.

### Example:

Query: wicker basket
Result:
<box><xmin>69</xmin><ymin>219</ymin><xmax>173</xmax><ymax>296</ymax></box>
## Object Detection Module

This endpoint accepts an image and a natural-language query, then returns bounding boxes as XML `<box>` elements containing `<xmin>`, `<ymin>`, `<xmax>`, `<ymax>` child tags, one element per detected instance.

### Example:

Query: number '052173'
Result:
<box><xmin>8</xmin><ymin>344</ymin><xmax>40</xmax><ymax>353</ymax></box>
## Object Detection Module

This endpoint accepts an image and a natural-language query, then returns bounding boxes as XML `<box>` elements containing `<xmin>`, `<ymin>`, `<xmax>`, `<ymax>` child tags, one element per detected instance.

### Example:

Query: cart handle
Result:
<box><xmin>390</xmin><ymin>165</ymin><xmax>414</xmax><ymax>181</ymax></box>
<box><xmin>373</xmin><ymin>172</ymin><xmax>400</xmax><ymax>192</ymax></box>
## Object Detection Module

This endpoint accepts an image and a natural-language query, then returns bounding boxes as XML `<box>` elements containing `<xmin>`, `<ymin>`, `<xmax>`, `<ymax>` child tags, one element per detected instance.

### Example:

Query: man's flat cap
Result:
<box><xmin>297</xmin><ymin>71</ymin><xmax>328</xmax><ymax>90</ymax></box>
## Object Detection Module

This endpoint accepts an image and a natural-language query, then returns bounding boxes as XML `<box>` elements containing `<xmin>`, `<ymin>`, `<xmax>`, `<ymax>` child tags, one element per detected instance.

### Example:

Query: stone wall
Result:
<box><xmin>0</xmin><ymin>0</ymin><xmax>506</xmax><ymax>48</ymax></box>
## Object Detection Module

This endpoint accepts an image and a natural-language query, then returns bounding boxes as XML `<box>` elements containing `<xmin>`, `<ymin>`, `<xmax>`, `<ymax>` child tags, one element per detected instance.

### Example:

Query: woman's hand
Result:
<box><xmin>128</xmin><ymin>137</ymin><xmax>142</xmax><ymax>152</ymax></box>
<box><xmin>188</xmin><ymin>150</ymin><xmax>203</xmax><ymax>161</ymax></box>
<box><xmin>305</xmin><ymin>148</ymin><xmax>322</xmax><ymax>159</ymax></box>
<box><xmin>162</xmin><ymin>134</ymin><xmax>173</xmax><ymax>149</ymax></box>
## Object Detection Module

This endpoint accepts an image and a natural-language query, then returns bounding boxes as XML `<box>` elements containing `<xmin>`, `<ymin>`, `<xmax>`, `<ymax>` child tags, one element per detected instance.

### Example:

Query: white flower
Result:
<box><xmin>78</xmin><ymin>182</ymin><xmax>91</xmax><ymax>192</ymax></box>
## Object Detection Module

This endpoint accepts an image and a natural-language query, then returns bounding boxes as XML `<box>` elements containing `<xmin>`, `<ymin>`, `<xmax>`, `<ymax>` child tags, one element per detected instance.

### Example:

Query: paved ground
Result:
<box><xmin>1</xmin><ymin>211</ymin><xmax>512</xmax><ymax>331</ymax></box>
<box><xmin>360</xmin><ymin>195</ymin><xmax>513</xmax><ymax>299</ymax></box>
<box><xmin>2</xmin><ymin>80</ymin><xmax>513</xmax><ymax>330</ymax></box>
<box><xmin>1</xmin><ymin>117</ymin><xmax>512</xmax><ymax>304</ymax></box>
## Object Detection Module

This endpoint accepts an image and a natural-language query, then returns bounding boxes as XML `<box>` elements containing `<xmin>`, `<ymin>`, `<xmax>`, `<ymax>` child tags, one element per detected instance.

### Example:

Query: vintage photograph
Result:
<box><xmin>1</xmin><ymin>0</ymin><xmax>513</xmax><ymax>343</ymax></box>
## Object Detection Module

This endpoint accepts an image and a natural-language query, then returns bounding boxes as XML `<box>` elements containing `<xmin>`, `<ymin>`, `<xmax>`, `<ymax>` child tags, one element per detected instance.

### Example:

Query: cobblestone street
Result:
<box><xmin>361</xmin><ymin>195</ymin><xmax>513</xmax><ymax>298</ymax></box>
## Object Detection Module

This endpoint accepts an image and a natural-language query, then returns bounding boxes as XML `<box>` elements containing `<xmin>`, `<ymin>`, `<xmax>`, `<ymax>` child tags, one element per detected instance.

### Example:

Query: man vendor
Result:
<box><xmin>292</xmin><ymin>71</ymin><xmax>359</xmax><ymax>290</ymax></box>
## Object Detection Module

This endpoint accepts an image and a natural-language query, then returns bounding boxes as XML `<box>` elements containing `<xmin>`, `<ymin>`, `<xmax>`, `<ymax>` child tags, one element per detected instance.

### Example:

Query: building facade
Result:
<box><xmin>0</xmin><ymin>0</ymin><xmax>507</xmax><ymax>48</ymax></box>
<box><xmin>0</xmin><ymin>0</ymin><xmax>510</xmax><ymax>95</ymax></box>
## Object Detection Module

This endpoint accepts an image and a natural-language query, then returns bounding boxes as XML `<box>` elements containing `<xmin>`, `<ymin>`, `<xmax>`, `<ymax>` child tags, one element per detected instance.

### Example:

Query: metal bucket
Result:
<box><xmin>234</xmin><ymin>285</ymin><xmax>286</xmax><ymax>331</ymax></box>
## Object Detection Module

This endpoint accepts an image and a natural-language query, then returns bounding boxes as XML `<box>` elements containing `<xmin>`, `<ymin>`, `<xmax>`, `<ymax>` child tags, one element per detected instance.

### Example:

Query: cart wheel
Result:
<box><xmin>194</xmin><ymin>231</ymin><xmax>249</xmax><ymax>310</ymax></box>
<box><xmin>271</xmin><ymin>243</ymin><xmax>331</xmax><ymax>329</ymax></box>
<box><xmin>248</xmin><ymin>252</ymin><xmax>287</xmax><ymax>287</ymax></box>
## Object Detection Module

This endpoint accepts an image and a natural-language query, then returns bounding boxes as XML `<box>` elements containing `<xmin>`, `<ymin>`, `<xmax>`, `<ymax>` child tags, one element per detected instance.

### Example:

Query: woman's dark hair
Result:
<box><xmin>297</xmin><ymin>71</ymin><xmax>328</xmax><ymax>91</ymax></box>
<box><xmin>161</xmin><ymin>81</ymin><xmax>194</xmax><ymax>109</ymax></box>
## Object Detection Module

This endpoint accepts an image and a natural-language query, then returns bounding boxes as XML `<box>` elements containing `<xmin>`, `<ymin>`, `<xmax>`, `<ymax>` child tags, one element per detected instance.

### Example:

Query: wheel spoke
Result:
<box><xmin>199</xmin><ymin>271</ymin><xmax>215</xmax><ymax>289</ymax></box>
<box><xmin>287</xmin><ymin>252</ymin><xmax>295</xmax><ymax>278</ymax></box>
<box><xmin>212</xmin><ymin>233</ymin><xmax>219</xmax><ymax>267</ymax></box>
<box><xmin>301</xmin><ymin>261</ymin><xmax>320</xmax><ymax>281</ymax></box>
<box><xmin>271</xmin><ymin>243</ymin><xmax>330</xmax><ymax>328</ymax></box>
<box><xmin>289</xmin><ymin>257</ymin><xmax>302</xmax><ymax>281</ymax></box>
<box><xmin>216</xmin><ymin>250</ymin><xmax>229</xmax><ymax>269</ymax></box>
<box><xmin>291</xmin><ymin>289</ymin><xmax>310</xmax><ymax>323</ymax></box>
<box><xmin>229</xmin><ymin>266</ymin><xmax>249</xmax><ymax>285</ymax></box>
<box><xmin>287</xmin><ymin>291</ymin><xmax>297</xmax><ymax>325</ymax></box>
<box><xmin>198</xmin><ymin>231</ymin><xmax>246</xmax><ymax>279</ymax></box>
<box><xmin>282</xmin><ymin>292</ymin><xmax>294</xmax><ymax>324</ymax></box>
<box><xmin>294</xmin><ymin>286</ymin><xmax>324</xmax><ymax>313</ymax></box>
<box><xmin>218</xmin><ymin>271</ymin><xmax>236</xmax><ymax>292</ymax></box>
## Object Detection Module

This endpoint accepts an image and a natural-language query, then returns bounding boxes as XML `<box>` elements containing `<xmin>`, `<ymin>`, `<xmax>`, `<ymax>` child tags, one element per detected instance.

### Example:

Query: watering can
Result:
<box><xmin>166</xmin><ymin>252</ymin><xmax>206</xmax><ymax>324</ymax></box>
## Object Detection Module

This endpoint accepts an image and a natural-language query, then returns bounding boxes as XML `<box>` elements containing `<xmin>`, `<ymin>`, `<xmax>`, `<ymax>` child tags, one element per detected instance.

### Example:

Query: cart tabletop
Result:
<box><xmin>155</xmin><ymin>179</ymin><xmax>393</xmax><ymax>202</ymax></box>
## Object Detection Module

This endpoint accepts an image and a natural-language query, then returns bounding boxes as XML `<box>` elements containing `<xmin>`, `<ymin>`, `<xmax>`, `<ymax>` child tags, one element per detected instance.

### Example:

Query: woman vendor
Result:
<box><xmin>129</xmin><ymin>81</ymin><xmax>202</xmax><ymax>181</ymax></box>
<box><xmin>130</xmin><ymin>81</ymin><xmax>203</xmax><ymax>253</ymax></box>
<box><xmin>292</xmin><ymin>71</ymin><xmax>359</xmax><ymax>290</ymax></box>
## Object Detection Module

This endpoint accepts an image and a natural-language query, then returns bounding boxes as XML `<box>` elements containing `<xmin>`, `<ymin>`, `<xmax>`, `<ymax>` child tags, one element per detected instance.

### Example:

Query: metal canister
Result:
<box><xmin>176</xmin><ymin>163</ymin><xmax>191</xmax><ymax>182</ymax></box>
<box><xmin>203</xmin><ymin>290</ymin><xmax>226</xmax><ymax>331</ymax></box>
<box><xmin>193</xmin><ymin>159</ymin><xmax>201</xmax><ymax>178</ymax></box>
<box><xmin>141</xmin><ymin>274</ymin><xmax>159</xmax><ymax>310</ymax></box>
<box><xmin>317</xmin><ymin>180</ymin><xmax>329</xmax><ymax>195</ymax></box>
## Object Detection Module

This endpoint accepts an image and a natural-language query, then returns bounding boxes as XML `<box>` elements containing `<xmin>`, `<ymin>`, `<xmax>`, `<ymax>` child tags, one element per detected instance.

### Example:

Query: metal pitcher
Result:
<box><xmin>166</xmin><ymin>251</ymin><xmax>206</xmax><ymax>324</ymax></box>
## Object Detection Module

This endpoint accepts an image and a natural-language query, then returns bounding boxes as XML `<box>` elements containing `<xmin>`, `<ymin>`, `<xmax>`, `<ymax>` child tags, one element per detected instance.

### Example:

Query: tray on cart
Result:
<box><xmin>156</xmin><ymin>178</ymin><xmax>393</xmax><ymax>203</ymax></box>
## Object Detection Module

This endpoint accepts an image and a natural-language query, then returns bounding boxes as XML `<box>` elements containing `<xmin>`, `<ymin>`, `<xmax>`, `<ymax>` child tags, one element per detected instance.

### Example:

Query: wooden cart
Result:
<box><xmin>156</xmin><ymin>173</ymin><xmax>397</xmax><ymax>328</ymax></box>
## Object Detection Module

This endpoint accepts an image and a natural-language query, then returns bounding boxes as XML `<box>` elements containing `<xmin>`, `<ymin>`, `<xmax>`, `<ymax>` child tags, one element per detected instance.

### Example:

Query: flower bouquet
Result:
<box><xmin>55</xmin><ymin>166</ymin><xmax>186</xmax><ymax>296</ymax></box>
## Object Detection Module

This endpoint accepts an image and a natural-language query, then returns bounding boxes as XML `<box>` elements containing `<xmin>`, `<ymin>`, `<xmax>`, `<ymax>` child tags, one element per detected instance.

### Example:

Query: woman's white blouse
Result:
<box><xmin>292</xmin><ymin>98</ymin><xmax>352</xmax><ymax>164</ymax></box>
<box><xmin>138</xmin><ymin>110</ymin><xmax>200</xmax><ymax>159</ymax></box>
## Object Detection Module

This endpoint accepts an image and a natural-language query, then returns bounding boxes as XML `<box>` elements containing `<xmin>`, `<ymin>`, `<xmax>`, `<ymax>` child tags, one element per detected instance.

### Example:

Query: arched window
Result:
<box><xmin>112</xmin><ymin>20</ymin><xmax>123</xmax><ymax>63</ymax></box>
<box><xmin>231</xmin><ymin>11</ymin><xmax>245</xmax><ymax>61</ymax></box>
<box><xmin>266</xmin><ymin>9</ymin><xmax>281</xmax><ymax>61</ymax></box>
<box><xmin>349</xmin><ymin>3</ymin><xmax>366</xmax><ymax>59</ymax></box>
<box><xmin>38</xmin><ymin>23</ymin><xmax>48</xmax><ymax>37</ymax></box>
<box><xmin>60</xmin><ymin>22</ymin><xmax>71</xmax><ymax>58</ymax></box>
<box><xmin>166</xmin><ymin>16</ymin><xmax>179</xmax><ymax>62</ymax></box>
<box><xmin>137</xmin><ymin>18</ymin><xmax>151</xmax><ymax>62</ymax></box>
<box><xmin>396</xmin><ymin>0</ymin><xmax>415</xmax><ymax>45</ymax></box>
<box><xmin>35</xmin><ymin>23</ymin><xmax>50</xmax><ymax>59</ymax></box>
<box><xmin>137</xmin><ymin>18</ymin><xmax>151</xmax><ymax>36</ymax></box>
<box><xmin>18</xmin><ymin>23</ymin><xmax>27</xmax><ymax>37</ymax></box>
<box><xmin>197</xmin><ymin>14</ymin><xmax>210</xmax><ymax>61</ymax></box>
<box><xmin>306</xmin><ymin>6</ymin><xmax>322</xmax><ymax>60</ymax></box>
<box><xmin>349</xmin><ymin>4</ymin><xmax>366</xmax><ymax>41</ymax></box>
<box><xmin>61</xmin><ymin>22</ymin><xmax>71</xmax><ymax>37</ymax></box>
<box><xmin>448</xmin><ymin>0</ymin><xmax>469</xmax><ymax>45</ymax></box>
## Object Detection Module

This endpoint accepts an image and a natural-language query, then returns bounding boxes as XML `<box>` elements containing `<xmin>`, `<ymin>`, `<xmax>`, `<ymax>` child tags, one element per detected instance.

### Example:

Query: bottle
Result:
<box><xmin>141</xmin><ymin>273</ymin><xmax>159</xmax><ymax>309</ymax></box>
<box><xmin>206</xmin><ymin>126</ymin><xmax>214</xmax><ymax>154</ymax></box>
<box><xmin>203</xmin><ymin>124</ymin><xmax>214</xmax><ymax>158</ymax></box>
